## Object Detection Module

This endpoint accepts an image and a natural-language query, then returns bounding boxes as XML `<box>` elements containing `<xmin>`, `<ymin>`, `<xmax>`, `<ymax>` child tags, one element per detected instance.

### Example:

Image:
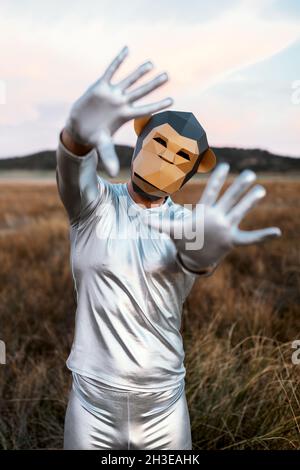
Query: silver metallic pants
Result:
<box><xmin>64</xmin><ymin>373</ymin><xmax>192</xmax><ymax>450</ymax></box>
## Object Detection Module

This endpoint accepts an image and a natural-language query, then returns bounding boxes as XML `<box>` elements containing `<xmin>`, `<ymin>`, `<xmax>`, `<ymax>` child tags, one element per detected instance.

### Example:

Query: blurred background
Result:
<box><xmin>0</xmin><ymin>0</ymin><xmax>299</xmax><ymax>450</ymax></box>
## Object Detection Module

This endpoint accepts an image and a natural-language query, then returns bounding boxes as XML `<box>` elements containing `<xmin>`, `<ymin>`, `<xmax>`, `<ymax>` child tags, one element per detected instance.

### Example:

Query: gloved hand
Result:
<box><xmin>65</xmin><ymin>45</ymin><xmax>173</xmax><ymax>176</ymax></box>
<box><xmin>147</xmin><ymin>163</ymin><xmax>282</xmax><ymax>274</ymax></box>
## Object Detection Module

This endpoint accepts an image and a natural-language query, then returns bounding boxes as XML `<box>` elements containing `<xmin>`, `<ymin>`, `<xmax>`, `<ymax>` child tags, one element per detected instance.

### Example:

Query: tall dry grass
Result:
<box><xmin>0</xmin><ymin>177</ymin><xmax>299</xmax><ymax>449</ymax></box>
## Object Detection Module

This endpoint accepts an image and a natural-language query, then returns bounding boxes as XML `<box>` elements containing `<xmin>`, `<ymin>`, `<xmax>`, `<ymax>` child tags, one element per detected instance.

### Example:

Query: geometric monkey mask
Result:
<box><xmin>131</xmin><ymin>110</ymin><xmax>216</xmax><ymax>200</ymax></box>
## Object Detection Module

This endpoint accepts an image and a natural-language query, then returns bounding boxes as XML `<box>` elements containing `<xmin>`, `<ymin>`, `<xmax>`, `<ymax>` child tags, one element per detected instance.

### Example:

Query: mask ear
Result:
<box><xmin>197</xmin><ymin>147</ymin><xmax>216</xmax><ymax>173</ymax></box>
<box><xmin>134</xmin><ymin>115</ymin><xmax>152</xmax><ymax>136</ymax></box>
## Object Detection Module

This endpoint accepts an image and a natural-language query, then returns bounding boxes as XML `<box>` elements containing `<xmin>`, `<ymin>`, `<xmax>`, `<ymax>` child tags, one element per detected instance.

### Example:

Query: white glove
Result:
<box><xmin>147</xmin><ymin>163</ymin><xmax>282</xmax><ymax>274</ymax></box>
<box><xmin>65</xmin><ymin>45</ymin><xmax>173</xmax><ymax>176</ymax></box>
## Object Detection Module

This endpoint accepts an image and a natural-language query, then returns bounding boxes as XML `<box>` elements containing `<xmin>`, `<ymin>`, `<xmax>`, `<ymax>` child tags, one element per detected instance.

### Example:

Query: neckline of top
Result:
<box><xmin>122</xmin><ymin>182</ymin><xmax>172</xmax><ymax>213</ymax></box>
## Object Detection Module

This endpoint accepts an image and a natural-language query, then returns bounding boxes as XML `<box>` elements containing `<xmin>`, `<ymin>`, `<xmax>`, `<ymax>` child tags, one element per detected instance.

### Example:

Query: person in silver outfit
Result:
<box><xmin>56</xmin><ymin>46</ymin><xmax>281</xmax><ymax>450</ymax></box>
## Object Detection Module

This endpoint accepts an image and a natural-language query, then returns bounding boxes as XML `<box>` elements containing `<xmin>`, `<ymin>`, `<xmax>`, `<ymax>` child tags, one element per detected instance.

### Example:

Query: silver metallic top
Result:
<box><xmin>56</xmin><ymin>137</ymin><xmax>196</xmax><ymax>392</ymax></box>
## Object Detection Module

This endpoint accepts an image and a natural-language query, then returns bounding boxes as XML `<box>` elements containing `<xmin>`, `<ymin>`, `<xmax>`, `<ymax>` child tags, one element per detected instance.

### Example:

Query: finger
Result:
<box><xmin>199</xmin><ymin>162</ymin><xmax>230</xmax><ymax>206</ymax></box>
<box><xmin>217</xmin><ymin>169</ymin><xmax>256</xmax><ymax>212</ymax></box>
<box><xmin>233</xmin><ymin>227</ymin><xmax>282</xmax><ymax>245</ymax></box>
<box><xmin>96</xmin><ymin>137</ymin><xmax>120</xmax><ymax>177</ymax></box>
<box><xmin>129</xmin><ymin>97</ymin><xmax>173</xmax><ymax>118</ymax></box>
<box><xmin>102</xmin><ymin>45</ymin><xmax>129</xmax><ymax>82</ymax></box>
<box><xmin>227</xmin><ymin>184</ymin><xmax>266</xmax><ymax>226</ymax></box>
<box><xmin>117</xmin><ymin>61</ymin><xmax>153</xmax><ymax>90</ymax></box>
<box><xmin>125</xmin><ymin>73</ymin><xmax>169</xmax><ymax>103</ymax></box>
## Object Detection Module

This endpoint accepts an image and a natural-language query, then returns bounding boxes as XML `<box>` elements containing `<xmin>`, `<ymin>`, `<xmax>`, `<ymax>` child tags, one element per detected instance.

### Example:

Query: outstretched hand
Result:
<box><xmin>146</xmin><ymin>163</ymin><xmax>282</xmax><ymax>273</ymax></box>
<box><xmin>65</xmin><ymin>46</ymin><xmax>173</xmax><ymax>176</ymax></box>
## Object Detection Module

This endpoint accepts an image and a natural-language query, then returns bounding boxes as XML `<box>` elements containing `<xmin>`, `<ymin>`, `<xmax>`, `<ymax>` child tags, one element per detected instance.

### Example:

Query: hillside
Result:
<box><xmin>0</xmin><ymin>145</ymin><xmax>299</xmax><ymax>173</ymax></box>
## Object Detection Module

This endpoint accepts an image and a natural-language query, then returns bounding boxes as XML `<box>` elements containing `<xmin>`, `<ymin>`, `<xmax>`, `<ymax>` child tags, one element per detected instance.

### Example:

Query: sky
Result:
<box><xmin>0</xmin><ymin>0</ymin><xmax>299</xmax><ymax>158</ymax></box>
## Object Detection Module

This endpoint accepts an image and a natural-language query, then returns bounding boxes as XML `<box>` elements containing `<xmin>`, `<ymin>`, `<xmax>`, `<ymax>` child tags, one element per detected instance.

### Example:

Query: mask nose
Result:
<box><xmin>159</xmin><ymin>148</ymin><xmax>175</xmax><ymax>163</ymax></box>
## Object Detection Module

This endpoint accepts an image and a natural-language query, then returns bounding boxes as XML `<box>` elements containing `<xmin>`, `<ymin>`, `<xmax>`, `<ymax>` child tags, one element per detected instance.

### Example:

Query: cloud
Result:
<box><xmin>185</xmin><ymin>40</ymin><xmax>300</xmax><ymax>156</ymax></box>
<box><xmin>0</xmin><ymin>0</ymin><xmax>299</xmax><ymax>157</ymax></box>
<box><xmin>2</xmin><ymin>0</ymin><xmax>240</xmax><ymax>25</ymax></box>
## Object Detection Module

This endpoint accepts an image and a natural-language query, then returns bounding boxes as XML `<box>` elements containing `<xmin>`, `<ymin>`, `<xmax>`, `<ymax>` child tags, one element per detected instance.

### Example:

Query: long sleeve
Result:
<box><xmin>175</xmin><ymin>251</ymin><xmax>218</xmax><ymax>277</ymax></box>
<box><xmin>56</xmin><ymin>133</ymin><xmax>101</xmax><ymax>227</ymax></box>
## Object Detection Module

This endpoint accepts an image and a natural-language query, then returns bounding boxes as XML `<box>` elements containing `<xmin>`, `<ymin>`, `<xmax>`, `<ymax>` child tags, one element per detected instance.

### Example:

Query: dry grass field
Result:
<box><xmin>0</xmin><ymin>175</ymin><xmax>299</xmax><ymax>449</ymax></box>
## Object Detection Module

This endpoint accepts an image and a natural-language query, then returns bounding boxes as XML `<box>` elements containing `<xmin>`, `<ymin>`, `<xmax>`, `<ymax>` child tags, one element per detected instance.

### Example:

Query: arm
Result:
<box><xmin>56</xmin><ymin>45</ymin><xmax>173</xmax><ymax>225</ymax></box>
<box><xmin>148</xmin><ymin>163</ymin><xmax>281</xmax><ymax>274</ymax></box>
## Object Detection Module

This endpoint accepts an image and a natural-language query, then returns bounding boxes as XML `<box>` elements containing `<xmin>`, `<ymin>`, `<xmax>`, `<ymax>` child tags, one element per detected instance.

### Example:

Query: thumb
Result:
<box><xmin>96</xmin><ymin>132</ymin><xmax>120</xmax><ymax>177</ymax></box>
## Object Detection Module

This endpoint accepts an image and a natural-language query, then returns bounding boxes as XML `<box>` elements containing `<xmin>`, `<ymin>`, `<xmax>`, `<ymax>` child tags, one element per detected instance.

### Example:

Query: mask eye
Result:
<box><xmin>153</xmin><ymin>136</ymin><xmax>167</xmax><ymax>147</ymax></box>
<box><xmin>177</xmin><ymin>150</ymin><xmax>190</xmax><ymax>160</ymax></box>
